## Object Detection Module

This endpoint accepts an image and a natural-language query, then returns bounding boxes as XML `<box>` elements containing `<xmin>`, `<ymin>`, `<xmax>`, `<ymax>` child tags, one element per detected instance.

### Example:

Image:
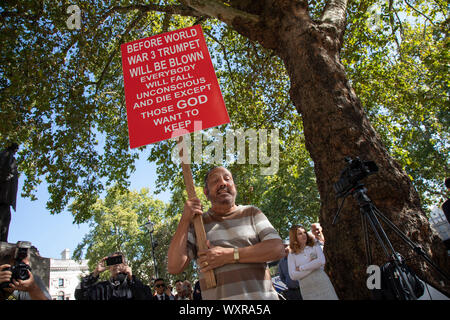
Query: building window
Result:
<box><xmin>57</xmin><ymin>291</ymin><xmax>65</xmax><ymax>300</ymax></box>
<box><xmin>58</xmin><ymin>278</ymin><xmax>64</xmax><ymax>287</ymax></box>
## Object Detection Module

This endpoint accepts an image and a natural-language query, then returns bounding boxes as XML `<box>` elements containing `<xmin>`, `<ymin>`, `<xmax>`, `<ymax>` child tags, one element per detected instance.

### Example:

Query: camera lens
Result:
<box><xmin>12</xmin><ymin>263</ymin><xmax>31</xmax><ymax>281</ymax></box>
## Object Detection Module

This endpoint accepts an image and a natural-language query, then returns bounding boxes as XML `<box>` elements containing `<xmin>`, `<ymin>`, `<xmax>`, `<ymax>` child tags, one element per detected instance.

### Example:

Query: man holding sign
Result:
<box><xmin>121</xmin><ymin>26</ymin><xmax>232</xmax><ymax>289</ymax></box>
<box><xmin>167</xmin><ymin>166</ymin><xmax>285</xmax><ymax>300</ymax></box>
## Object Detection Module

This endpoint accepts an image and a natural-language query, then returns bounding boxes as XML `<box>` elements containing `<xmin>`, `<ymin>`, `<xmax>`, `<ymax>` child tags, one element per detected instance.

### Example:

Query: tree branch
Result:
<box><xmin>180</xmin><ymin>0</ymin><xmax>260</xmax><ymax>25</ymax></box>
<box><xmin>203</xmin><ymin>29</ymin><xmax>238</xmax><ymax>105</ymax></box>
<box><xmin>404</xmin><ymin>0</ymin><xmax>436</xmax><ymax>26</ymax></box>
<box><xmin>99</xmin><ymin>3</ymin><xmax>203</xmax><ymax>19</ymax></box>
<box><xmin>89</xmin><ymin>4</ymin><xmax>203</xmax><ymax>43</ymax></box>
<box><xmin>95</xmin><ymin>12</ymin><xmax>145</xmax><ymax>94</ymax></box>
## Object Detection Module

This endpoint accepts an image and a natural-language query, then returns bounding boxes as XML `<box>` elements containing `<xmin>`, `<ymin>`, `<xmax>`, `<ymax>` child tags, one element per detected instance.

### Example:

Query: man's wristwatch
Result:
<box><xmin>233</xmin><ymin>247</ymin><xmax>240</xmax><ymax>263</ymax></box>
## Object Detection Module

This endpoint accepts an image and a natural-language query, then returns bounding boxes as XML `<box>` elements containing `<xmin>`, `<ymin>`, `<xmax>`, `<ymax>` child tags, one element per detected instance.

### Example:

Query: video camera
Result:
<box><xmin>0</xmin><ymin>241</ymin><xmax>32</xmax><ymax>289</ymax></box>
<box><xmin>333</xmin><ymin>156</ymin><xmax>378</xmax><ymax>198</ymax></box>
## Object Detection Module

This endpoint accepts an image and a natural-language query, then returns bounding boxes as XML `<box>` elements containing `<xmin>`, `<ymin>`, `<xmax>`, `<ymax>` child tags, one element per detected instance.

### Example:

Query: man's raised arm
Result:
<box><xmin>167</xmin><ymin>198</ymin><xmax>203</xmax><ymax>274</ymax></box>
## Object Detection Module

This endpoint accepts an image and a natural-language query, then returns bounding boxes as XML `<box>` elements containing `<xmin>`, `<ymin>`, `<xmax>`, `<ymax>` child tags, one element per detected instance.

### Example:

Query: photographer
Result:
<box><xmin>75</xmin><ymin>252</ymin><xmax>151</xmax><ymax>300</ymax></box>
<box><xmin>0</xmin><ymin>242</ymin><xmax>51</xmax><ymax>300</ymax></box>
<box><xmin>152</xmin><ymin>278</ymin><xmax>173</xmax><ymax>300</ymax></box>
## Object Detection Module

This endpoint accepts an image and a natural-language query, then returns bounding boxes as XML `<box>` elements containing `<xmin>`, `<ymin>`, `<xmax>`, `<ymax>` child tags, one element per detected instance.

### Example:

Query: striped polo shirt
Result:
<box><xmin>187</xmin><ymin>205</ymin><xmax>281</xmax><ymax>300</ymax></box>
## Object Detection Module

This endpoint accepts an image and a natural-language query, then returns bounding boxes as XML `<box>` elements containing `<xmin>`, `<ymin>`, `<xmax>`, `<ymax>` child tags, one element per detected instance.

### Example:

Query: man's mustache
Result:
<box><xmin>217</xmin><ymin>185</ymin><xmax>230</xmax><ymax>194</ymax></box>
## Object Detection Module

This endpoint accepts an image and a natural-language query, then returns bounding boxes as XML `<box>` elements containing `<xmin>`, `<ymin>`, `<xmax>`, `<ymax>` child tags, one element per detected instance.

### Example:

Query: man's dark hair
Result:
<box><xmin>175</xmin><ymin>279</ymin><xmax>183</xmax><ymax>284</ymax></box>
<box><xmin>445</xmin><ymin>178</ymin><xmax>450</xmax><ymax>189</ymax></box>
<box><xmin>154</xmin><ymin>278</ymin><xmax>165</xmax><ymax>283</ymax></box>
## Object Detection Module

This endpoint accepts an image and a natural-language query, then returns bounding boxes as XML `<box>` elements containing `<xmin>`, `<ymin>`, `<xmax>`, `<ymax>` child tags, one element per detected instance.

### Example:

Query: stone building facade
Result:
<box><xmin>49</xmin><ymin>249</ymin><xmax>89</xmax><ymax>300</ymax></box>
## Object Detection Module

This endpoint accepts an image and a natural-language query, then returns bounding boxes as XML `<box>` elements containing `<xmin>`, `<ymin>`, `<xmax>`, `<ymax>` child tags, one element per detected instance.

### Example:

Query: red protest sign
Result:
<box><xmin>121</xmin><ymin>25</ymin><xmax>230</xmax><ymax>149</ymax></box>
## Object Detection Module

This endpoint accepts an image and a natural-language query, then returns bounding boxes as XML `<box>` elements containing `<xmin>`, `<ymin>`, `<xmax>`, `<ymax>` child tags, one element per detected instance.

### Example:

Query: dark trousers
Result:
<box><xmin>283</xmin><ymin>287</ymin><xmax>303</xmax><ymax>300</ymax></box>
<box><xmin>0</xmin><ymin>204</ymin><xmax>11</xmax><ymax>242</ymax></box>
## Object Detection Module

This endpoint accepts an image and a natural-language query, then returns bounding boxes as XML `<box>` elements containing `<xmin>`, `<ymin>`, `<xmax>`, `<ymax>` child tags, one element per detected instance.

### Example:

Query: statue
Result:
<box><xmin>0</xmin><ymin>143</ymin><xmax>19</xmax><ymax>242</ymax></box>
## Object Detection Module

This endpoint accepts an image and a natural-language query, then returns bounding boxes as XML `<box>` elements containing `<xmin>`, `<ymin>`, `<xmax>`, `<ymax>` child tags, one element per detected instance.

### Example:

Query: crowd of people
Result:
<box><xmin>1</xmin><ymin>165</ymin><xmax>448</xmax><ymax>300</ymax></box>
<box><xmin>0</xmin><ymin>231</ymin><xmax>333</xmax><ymax>301</ymax></box>
<box><xmin>152</xmin><ymin>278</ymin><xmax>202</xmax><ymax>300</ymax></box>
<box><xmin>0</xmin><ymin>247</ymin><xmax>203</xmax><ymax>300</ymax></box>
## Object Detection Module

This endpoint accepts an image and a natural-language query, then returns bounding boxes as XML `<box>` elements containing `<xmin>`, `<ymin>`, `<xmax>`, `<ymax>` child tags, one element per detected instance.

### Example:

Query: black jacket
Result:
<box><xmin>152</xmin><ymin>293</ymin><xmax>171</xmax><ymax>300</ymax></box>
<box><xmin>75</xmin><ymin>273</ymin><xmax>151</xmax><ymax>300</ymax></box>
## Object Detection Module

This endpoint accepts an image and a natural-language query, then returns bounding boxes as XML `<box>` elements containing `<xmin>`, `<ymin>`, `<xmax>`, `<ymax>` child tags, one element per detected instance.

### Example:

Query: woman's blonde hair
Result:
<box><xmin>289</xmin><ymin>225</ymin><xmax>315</xmax><ymax>254</ymax></box>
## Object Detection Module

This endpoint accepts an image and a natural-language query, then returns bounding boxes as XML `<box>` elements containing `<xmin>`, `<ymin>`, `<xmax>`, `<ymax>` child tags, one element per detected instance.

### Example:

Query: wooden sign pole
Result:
<box><xmin>177</xmin><ymin>135</ymin><xmax>216</xmax><ymax>289</ymax></box>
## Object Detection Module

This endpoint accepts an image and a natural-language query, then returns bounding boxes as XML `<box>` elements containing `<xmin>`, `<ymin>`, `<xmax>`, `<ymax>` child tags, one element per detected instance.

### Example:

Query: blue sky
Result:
<box><xmin>7</xmin><ymin>154</ymin><xmax>172</xmax><ymax>260</ymax></box>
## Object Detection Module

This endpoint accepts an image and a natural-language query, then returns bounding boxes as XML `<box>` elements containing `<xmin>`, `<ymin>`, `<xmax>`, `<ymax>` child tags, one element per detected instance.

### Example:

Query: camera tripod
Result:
<box><xmin>333</xmin><ymin>183</ymin><xmax>450</xmax><ymax>300</ymax></box>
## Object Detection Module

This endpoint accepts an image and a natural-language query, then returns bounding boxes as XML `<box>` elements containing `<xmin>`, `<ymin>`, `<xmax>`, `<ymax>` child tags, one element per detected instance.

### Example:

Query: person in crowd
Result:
<box><xmin>288</xmin><ymin>225</ymin><xmax>338</xmax><ymax>300</ymax></box>
<box><xmin>167</xmin><ymin>166</ymin><xmax>284</xmax><ymax>300</ymax></box>
<box><xmin>173</xmin><ymin>279</ymin><xmax>185</xmax><ymax>300</ymax></box>
<box><xmin>183</xmin><ymin>280</ymin><xmax>193</xmax><ymax>300</ymax></box>
<box><xmin>193</xmin><ymin>279</ymin><xmax>202</xmax><ymax>300</ymax></box>
<box><xmin>0</xmin><ymin>242</ymin><xmax>51</xmax><ymax>300</ymax></box>
<box><xmin>153</xmin><ymin>278</ymin><xmax>172</xmax><ymax>300</ymax></box>
<box><xmin>311</xmin><ymin>222</ymin><xmax>325</xmax><ymax>248</ymax></box>
<box><xmin>75</xmin><ymin>252</ymin><xmax>151</xmax><ymax>300</ymax></box>
<box><xmin>165</xmin><ymin>284</ymin><xmax>175</xmax><ymax>300</ymax></box>
<box><xmin>278</xmin><ymin>239</ymin><xmax>302</xmax><ymax>300</ymax></box>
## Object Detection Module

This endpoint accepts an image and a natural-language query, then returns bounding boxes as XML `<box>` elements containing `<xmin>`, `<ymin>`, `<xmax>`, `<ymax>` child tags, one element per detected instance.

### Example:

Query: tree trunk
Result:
<box><xmin>268</xmin><ymin>8</ymin><xmax>450</xmax><ymax>299</ymax></box>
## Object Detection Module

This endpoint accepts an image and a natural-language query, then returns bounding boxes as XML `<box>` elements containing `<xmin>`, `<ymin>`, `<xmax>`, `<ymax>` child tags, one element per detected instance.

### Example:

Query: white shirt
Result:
<box><xmin>287</xmin><ymin>244</ymin><xmax>326</xmax><ymax>281</ymax></box>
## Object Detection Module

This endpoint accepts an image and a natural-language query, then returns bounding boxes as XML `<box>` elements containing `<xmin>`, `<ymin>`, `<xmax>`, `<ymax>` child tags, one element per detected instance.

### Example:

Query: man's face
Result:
<box><xmin>183</xmin><ymin>281</ymin><xmax>192</xmax><ymax>294</ymax></box>
<box><xmin>204</xmin><ymin>167</ymin><xmax>237</xmax><ymax>206</ymax></box>
<box><xmin>155</xmin><ymin>280</ymin><xmax>165</xmax><ymax>294</ymax></box>
<box><xmin>311</xmin><ymin>224</ymin><xmax>322</xmax><ymax>238</ymax></box>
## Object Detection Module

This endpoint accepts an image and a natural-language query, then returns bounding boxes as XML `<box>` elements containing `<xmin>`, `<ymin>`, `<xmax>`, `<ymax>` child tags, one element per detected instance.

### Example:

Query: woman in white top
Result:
<box><xmin>287</xmin><ymin>225</ymin><xmax>338</xmax><ymax>300</ymax></box>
